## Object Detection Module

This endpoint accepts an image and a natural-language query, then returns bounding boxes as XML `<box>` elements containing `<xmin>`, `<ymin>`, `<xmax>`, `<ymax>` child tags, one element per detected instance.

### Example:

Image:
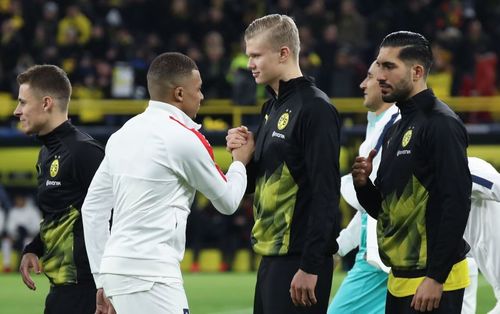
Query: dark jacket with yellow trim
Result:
<box><xmin>356</xmin><ymin>89</ymin><xmax>471</xmax><ymax>283</ymax></box>
<box><xmin>248</xmin><ymin>76</ymin><xmax>341</xmax><ymax>275</ymax></box>
<box><xmin>23</xmin><ymin>121</ymin><xmax>104</xmax><ymax>286</ymax></box>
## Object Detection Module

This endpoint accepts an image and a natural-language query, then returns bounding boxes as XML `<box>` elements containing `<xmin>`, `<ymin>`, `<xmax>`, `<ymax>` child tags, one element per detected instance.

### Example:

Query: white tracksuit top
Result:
<box><xmin>337</xmin><ymin>104</ymin><xmax>400</xmax><ymax>273</ymax></box>
<box><xmin>464</xmin><ymin>157</ymin><xmax>500</xmax><ymax>306</ymax></box>
<box><xmin>82</xmin><ymin>101</ymin><xmax>247</xmax><ymax>287</ymax></box>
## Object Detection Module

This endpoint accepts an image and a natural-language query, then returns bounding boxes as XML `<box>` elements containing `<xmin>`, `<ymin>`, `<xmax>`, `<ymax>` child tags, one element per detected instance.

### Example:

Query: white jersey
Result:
<box><xmin>337</xmin><ymin>104</ymin><xmax>399</xmax><ymax>272</ymax></box>
<box><xmin>82</xmin><ymin>100</ymin><xmax>247</xmax><ymax>288</ymax></box>
<box><xmin>464</xmin><ymin>157</ymin><xmax>500</xmax><ymax>311</ymax></box>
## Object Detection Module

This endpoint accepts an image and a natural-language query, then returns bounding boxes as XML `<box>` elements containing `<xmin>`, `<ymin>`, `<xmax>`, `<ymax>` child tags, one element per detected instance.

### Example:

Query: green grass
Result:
<box><xmin>0</xmin><ymin>272</ymin><xmax>496</xmax><ymax>313</ymax></box>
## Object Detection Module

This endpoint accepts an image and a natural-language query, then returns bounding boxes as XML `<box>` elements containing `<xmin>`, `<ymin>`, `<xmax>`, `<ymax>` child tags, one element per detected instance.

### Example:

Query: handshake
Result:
<box><xmin>225</xmin><ymin>126</ymin><xmax>255</xmax><ymax>166</ymax></box>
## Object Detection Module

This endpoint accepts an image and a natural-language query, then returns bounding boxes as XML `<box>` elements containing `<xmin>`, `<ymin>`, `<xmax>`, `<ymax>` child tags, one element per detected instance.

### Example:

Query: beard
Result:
<box><xmin>381</xmin><ymin>75</ymin><xmax>413</xmax><ymax>103</ymax></box>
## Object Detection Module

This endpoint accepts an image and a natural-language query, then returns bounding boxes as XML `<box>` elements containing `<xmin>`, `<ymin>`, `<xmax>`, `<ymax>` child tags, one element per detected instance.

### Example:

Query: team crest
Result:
<box><xmin>402</xmin><ymin>129</ymin><xmax>413</xmax><ymax>147</ymax></box>
<box><xmin>277</xmin><ymin>112</ymin><xmax>289</xmax><ymax>130</ymax></box>
<box><xmin>50</xmin><ymin>159</ymin><xmax>59</xmax><ymax>177</ymax></box>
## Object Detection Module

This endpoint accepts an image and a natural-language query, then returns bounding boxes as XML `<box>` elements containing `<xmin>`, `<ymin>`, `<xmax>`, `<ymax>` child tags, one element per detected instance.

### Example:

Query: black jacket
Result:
<box><xmin>356</xmin><ymin>89</ymin><xmax>471</xmax><ymax>283</ymax></box>
<box><xmin>249</xmin><ymin>77</ymin><xmax>341</xmax><ymax>274</ymax></box>
<box><xmin>24</xmin><ymin>121</ymin><xmax>104</xmax><ymax>286</ymax></box>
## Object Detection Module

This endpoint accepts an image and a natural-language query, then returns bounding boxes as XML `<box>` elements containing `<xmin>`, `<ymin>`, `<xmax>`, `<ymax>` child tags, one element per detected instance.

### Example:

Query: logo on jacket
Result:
<box><xmin>277</xmin><ymin>112</ymin><xmax>289</xmax><ymax>130</ymax></box>
<box><xmin>50</xmin><ymin>158</ymin><xmax>59</xmax><ymax>177</ymax></box>
<box><xmin>402</xmin><ymin>129</ymin><xmax>413</xmax><ymax>147</ymax></box>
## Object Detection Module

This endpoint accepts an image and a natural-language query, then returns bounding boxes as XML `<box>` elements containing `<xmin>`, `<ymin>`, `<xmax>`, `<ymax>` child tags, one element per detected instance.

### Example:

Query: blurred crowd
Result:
<box><xmin>1</xmin><ymin>0</ymin><xmax>500</xmax><ymax>272</ymax></box>
<box><xmin>0</xmin><ymin>0</ymin><xmax>498</xmax><ymax>104</ymax></box>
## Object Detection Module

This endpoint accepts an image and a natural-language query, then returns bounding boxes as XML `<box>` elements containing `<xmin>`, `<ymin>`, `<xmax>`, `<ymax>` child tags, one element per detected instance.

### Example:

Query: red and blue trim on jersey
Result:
<box><xmin>169</xmin><ymin>116</ymin><xmax>227</xmax><ymax>181</ymax></box>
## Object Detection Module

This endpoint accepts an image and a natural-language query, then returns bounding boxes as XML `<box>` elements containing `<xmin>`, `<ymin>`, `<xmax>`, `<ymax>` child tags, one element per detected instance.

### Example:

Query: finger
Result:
<box><xmin>20</xmin><ymin>265</ymin><xmax>36</xmax><ymax>290</ymax></box>
<box><xmin>227</xmin><ymin>142</ymin><xmax>245</xmax><ymax>150</ymax></box>
<box><xmin>296</xmin><ymin>288</ymin><xmax>306</xmax><ymax>306</ymax></box>
<box><xmin>433</xmin><ymin>297</ymin><xmax>440</xmax><ymax>309</ymax></box>
<box><xmin>301</xmin><ymin>289</ymin><xmax>311</xmax><ymax>306</ymax></box>
<box><xmin>367</xmin><ymin>149</ymin><xmax>377</xmax><ymax>162</ymax></box>
<box><xmin>418</xmin><ymin>298</ymin><xmax>427</xmax><ymax>312</ymax></box>
<box><xmin>307</xmin><ymin>287</ymin><xmax>317</xmax><ymax>305</ymax></box>
<box><xmin>411</xmin><ymin>295</ymin><xmax>420</xmax><ymax>311</ymax></box>
<box><xmin>427</xmin><ymin>298</ymin><xmax>435</xmax><ymax>312</ymax></box>
<box><xmin>226</xmin><ymin>136</ymin><xmax>248</xmax><ymax>146</ymax></box>
<box><xmin>354</xmin><ymin>156</ymin><xmax>367</xmax><ymax>163</ymax></box>
<box><xmin>351</xmin><ymin>169</ymin><xmax>366</xmax><ymax>178</ymax></box>
<box><xmin>32</xmin><ymin>260</ymin><xmax>41</xmax><ymax>274</ymax></box>
<box><xmin>351</xmin><ymin>161</ymin><xmax>368</xmax><ymax>170</ymax></box>
<box><xmin>227</xmin><ymin>128</ymin><xmax>241</xmax><ymax>135</ymax></box>
<box><xmin>290</xmin><ymin>287</ymin><xmax>299</xmax><ymax>306</ymax></box>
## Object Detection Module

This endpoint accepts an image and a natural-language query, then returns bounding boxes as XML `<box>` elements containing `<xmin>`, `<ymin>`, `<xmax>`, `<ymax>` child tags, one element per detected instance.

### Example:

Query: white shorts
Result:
<box><xmin>102</xmin><ymin>274</ymin><xmax>189</xmax><ymax>314</ymax></box>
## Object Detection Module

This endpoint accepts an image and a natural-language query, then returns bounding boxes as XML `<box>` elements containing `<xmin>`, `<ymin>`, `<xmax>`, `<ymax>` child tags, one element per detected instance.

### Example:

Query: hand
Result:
<box><xmin>95</xmin><ymin>288</ymin><xmax>116</xmax><ymax>314</ymax></box>
<box><xmin>352</xmin><ymin>149</ymin><xmax>377</xmax><ymax>187</ymax></box>
<box><xmin>411</xmin><ymin>277</ymin><xmax>443</xmax><ymax>312</ymax></box>
<box><xmin>226</xmin><ymin>126</ymin><xmax>250</xmax><ymax>152</ymax></box>
<box><xmin>232</xmin><ymin>131</ymin><xmax>255</xmax><ymax>165</ymax></box>
<box><xmin>289</xmin><ymin>269</ymin><xmax>318</xmax><ymax>307</ymax></box>
<box><xmin>19</xmin><ymin>253</ymin><xmax>42</xmax><ymax>290</ymax></box>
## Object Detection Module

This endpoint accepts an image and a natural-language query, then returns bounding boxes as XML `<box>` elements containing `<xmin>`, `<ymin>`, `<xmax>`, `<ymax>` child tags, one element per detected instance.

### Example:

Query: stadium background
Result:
<box><xmin>0</xmin><ymin>0</ymin><xmax>498</xmax><ymax>312</ymax></box>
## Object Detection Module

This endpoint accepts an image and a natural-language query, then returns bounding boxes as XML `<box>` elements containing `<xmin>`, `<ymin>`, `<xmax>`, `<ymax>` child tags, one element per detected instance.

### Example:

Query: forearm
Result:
<box><xmin>211</xmin><ymin>161</ymin><xmax>247</xmax><ymax>215</ymax></box>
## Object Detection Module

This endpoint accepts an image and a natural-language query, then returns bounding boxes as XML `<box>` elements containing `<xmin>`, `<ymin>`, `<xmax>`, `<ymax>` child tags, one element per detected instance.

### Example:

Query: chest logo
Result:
<box><xmin>50</xmin><ymin>159</ymin><xmax>59</xmax><ymax>177</ymax></box>
<box><xmin>402</xmin><ymin>129</ymin><xmax>413</xmax><ymax>148</ymax></box>
<box><xmin>277</xmin><ymin>112</ymin><xmax>289</xmax><ymax>130</ymax></box>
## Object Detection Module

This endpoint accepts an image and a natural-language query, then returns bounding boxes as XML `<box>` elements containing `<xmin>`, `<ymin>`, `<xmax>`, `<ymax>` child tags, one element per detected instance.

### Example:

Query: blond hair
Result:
<box><xmin>245</xmin><ymin>14</ymin><xmax>300</xmax><ymax>59</ymax></box>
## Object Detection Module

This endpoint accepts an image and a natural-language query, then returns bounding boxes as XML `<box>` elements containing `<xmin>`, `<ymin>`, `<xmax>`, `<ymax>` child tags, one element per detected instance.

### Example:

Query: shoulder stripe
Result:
<box><xmin>374</xmin><ymin>112</ymin><xmax>400</xmax><ymax>155</ymax></box>
<box><xmin>169</xmin><ymin>116</ymin><xmax>226</xmax><ymax>182</ymax></box>
<box><xmin>471</xmin><ymin>174</ymin><xmax>493</xmax><ymax>190</ymax></box>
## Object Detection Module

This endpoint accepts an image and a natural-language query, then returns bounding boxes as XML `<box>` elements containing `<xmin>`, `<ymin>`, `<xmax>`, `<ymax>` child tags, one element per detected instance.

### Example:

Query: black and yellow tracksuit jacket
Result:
<box><xmin>248</xmin><ymin>77</ymin><xmax>341</xmax><ymax>274</ymax></box>
<box><xmin>356</xmin><ymin>89</ymin><xmax>471</xmax><ymax>296</ymax></box>
<box><xmin>23</xmin><ymin>121</ymin><xmax>104</xmax><ymax>286</ymax></box>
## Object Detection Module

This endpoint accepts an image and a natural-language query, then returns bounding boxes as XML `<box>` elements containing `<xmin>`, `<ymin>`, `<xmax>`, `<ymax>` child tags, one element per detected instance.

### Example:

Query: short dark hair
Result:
<box><xmin>147</xmin><ymin>52</ymin><xmax>198</xmax><ymax>99</ymax></box>
<box><xmin>17</xmin><ymin>65</ymin><xmax>72</xmax><ymax>108</ymax></box>
<box><xmin>380</xmin><ymin>31</ymin><xmax>433</xmax><ymax>76</ymax></box>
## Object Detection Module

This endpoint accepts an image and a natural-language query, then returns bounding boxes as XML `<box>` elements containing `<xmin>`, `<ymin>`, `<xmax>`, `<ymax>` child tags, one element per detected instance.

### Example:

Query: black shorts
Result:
<box><xmin>385</xmin><ymin>288</ymin><xmax>464</xmax><ymax>314</ymax></box>
<box><xmin>253</xmin><ymin>255</ymin><xmax>333</xmax><ymax>314</ymax></box>
<box><xmin>44</xmin><ymin>282</ymin><xmax>96</xmax><ymax>314</ymax></box>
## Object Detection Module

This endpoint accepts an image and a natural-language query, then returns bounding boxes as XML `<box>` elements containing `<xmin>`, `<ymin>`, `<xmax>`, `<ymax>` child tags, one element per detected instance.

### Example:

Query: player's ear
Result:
<box><xmin>174</xmin><ymin>86</ymin><xmax>184</xmax><ymax>102</ymax></box>
<box><xmin>42</xmin><ymin>96</ymin><xmax>55</xmax><ymax>111</ymax></box>
<box><xmin>412</xmin><ymin>65</ymin><xmax>425</xmax><ymax>81</ymax></box>
<box><xmin>279</xmin><ymin>46</ymin><xmax>291</xmax><ymax>63</ymax></box>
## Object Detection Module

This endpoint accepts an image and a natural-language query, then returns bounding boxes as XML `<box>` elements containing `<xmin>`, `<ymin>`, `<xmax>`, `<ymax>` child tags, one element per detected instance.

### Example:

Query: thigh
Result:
<box><xmin>255</xmin><ymin>256</ymin><xmax>333</xmax><ymax>314</ymax></box>
<box><xmin>328</xmin><ymin>269</ymin><xmax>387</xmax><ymax>314</ymax></box>
<box><xmin>110</xmin><ymin>282</ymin><xmax>189</xmax><ymax>314</ymax></box>
<box><xmin>45</xmin><ymin>284</ymin><xmax>96</xmax><ymax>314</ymax></box>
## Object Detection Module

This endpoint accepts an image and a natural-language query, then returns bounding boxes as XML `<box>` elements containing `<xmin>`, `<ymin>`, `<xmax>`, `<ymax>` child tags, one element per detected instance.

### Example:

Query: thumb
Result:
<box><xmin>367</xmin><ymin>149</ymin><xmax>377</xmax><ymax>163</ymax></box>
<box><xmin>33</xmin><ymin>259</ymin><xmax>41</xmax><ymax>274</ymax></box>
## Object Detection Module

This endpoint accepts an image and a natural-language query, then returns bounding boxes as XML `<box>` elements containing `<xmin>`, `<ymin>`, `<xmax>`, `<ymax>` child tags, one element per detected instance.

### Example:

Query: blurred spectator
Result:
<box><xmin>0</xmin><ymin>1</ymin><xmax>497</xmax><ymax>110</ymax></box>
<box><xmin>56</xmin><ymin>5</ymin><xmax>92</xmax><ymax>46</ymax></box>
<box><xmin>337</xmin><ymin>0</ymin><xmax>366</xmax><ymax>52</ymax></box>
<box><xmin>199</xmin><ymin>31</ymin><xmax>231</xmax><ymax>99</ymax></box>
<box><xmin>329</xmin><ymin>46</ymin><xmax>364</xmax><ymax>97</ymax></box>
<box><xmin>317</xmin><ymin>23</ymin><xmax>339</xmax><ymax>93</ymax></box>
<box><xmin>2</xmin><ymin>193</ymin><xmax>40</xmax><ymax>272</ymax></box>
<box><xmin>0</xmin><ymin>184</ymin><xmax>12</xmax><ymax>212</ymax></box>
<box><xmin>427</xmin><ymin>43</ymin><xmax>454</xmax><ymax>98</ymax></box>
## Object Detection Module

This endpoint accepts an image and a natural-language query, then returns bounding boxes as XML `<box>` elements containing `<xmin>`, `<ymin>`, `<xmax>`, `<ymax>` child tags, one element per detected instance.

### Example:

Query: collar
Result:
<box><xmin>265</xmin><ymin>76</ymin><xmax>314</xmax><ymax>101</ymax></box>
<box><xmin>37</xmin><ymin>120</ymin><xmax>74</xmax><ymax>147</ymax></box>
<box><xmin>147</xmin><ymin>100</ymin><xmax>201</xmax><ymax>130</ymax></box>
<box><xmin>396</xmin><ymin>88</ymin><xmax>435</xmax><ymax>117</ymax></box>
